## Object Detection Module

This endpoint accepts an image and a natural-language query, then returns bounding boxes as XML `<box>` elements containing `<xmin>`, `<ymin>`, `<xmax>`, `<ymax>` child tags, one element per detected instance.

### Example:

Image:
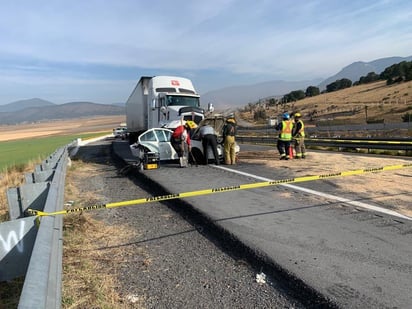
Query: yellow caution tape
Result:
<box><xmin>28</xmin><ymin>163</ymin><xmax>412</xmax><ymax>217</ymax></box>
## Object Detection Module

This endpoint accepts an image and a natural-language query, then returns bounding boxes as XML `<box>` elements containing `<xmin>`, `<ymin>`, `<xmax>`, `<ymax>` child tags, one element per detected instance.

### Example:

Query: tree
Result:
<box><xmin>326</xmin><ymin>78</ymin><xmax>352</xmax><ymax>92</ymax></box>
<box><xmin>282</xmin><ymin>90</ymin><xmax>305</xmax><ymax>102</ymax></box>
<box><xmin>268</xmin><ymin>98</ymin><xmax>277</xmax><ymax>106</ymax></box>
<box><xmin>305</xmin><ymin>86</ymin><xmax>320</xmax><ymax>97</ymax></box>
<box><xmin>380</xmin><ymin>61</ymin><xmax>412</xmax><ymax>84</ymax></box>
<box><xmin>357</xmin><ymin>72</ymin><xmax>380</xmax><ymax>85</ymax></box>
<box><xmin>401</xmin><ymin>112</ymin><xmax>412</xmax><ymax>122</ymax></box>
<box><xmin>253</xmin><ymin>108</ymin><xmax>267</xmax><ymax>121</ymax></box>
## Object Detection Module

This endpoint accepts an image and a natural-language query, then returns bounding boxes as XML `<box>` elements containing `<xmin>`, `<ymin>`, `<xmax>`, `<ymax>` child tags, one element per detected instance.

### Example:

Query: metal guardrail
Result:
<box><xmin>0</xmin><ymin>135</ymin><xmax>111</xmax><ymax>308</ymax></box>
<box><xmin>0</xmin><ymin>145</ymin><xmax>70</xmax><ymax>308</ymax></box>
<box><xmin>18</xmin><ymin>146</ymin><xmax>68</xmax><ymax>309</ymax></box>
<box><xmin>236</xmin><ymin>136</ymin><xmax>412</xmax><ymax>152</ymax></box>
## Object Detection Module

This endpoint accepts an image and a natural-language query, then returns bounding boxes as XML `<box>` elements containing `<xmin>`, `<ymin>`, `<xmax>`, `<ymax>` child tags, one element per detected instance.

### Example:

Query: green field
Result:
<box><xmin>0</xmin><ymin>132</ymin><xmax>109</xmax><ymax>172</ymax></box>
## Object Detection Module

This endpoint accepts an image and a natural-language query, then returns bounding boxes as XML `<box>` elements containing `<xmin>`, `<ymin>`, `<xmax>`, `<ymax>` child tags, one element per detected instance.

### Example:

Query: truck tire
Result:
<box><xmin>191</xmin><ymin>148</ymin><xmax>204</xmax><ymax>165</ymax></box>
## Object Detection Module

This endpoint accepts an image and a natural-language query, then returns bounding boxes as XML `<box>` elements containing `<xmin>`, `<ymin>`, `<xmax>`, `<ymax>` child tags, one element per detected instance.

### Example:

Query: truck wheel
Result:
<box><xmin>191</xmin><ymin>148</ymin><xmax>204</xmax><ymax>165</ymax></box>
<box><xmin>129</xmin><ymin>133</ymin><xmax>138</xmax><ymax>145</ymax></box>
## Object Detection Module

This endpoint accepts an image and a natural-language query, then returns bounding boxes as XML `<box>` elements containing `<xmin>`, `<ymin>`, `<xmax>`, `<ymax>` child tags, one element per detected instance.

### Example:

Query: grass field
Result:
<box><xmin>0</xmin><ymin>115</ymin><xmax>124</xmax><ymax>171</ymax></box>
<box><xmin>0</xmin><ymin>132</ymin><xmax>110</xmax><ymax>172</ymax></box>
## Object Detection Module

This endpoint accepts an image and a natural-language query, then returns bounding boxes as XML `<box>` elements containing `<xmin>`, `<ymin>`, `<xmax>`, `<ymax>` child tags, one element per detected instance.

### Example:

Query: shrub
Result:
<box><xmin>401</xmin><ymin>112</ymin><xmax>412</xmax><ymax>122</ymax></box>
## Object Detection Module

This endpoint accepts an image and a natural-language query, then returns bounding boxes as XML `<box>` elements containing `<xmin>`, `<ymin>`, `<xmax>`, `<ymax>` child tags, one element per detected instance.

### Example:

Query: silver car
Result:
<box><xmin>130</xmin><ymin>128</ymin><xmax>179</xmax><ymax>162</ymax></box>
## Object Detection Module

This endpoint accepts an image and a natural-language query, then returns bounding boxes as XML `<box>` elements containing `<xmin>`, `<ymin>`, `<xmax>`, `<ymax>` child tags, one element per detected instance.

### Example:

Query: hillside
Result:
<box><xmin>201</xmin><ymin>79</ymin><xmax>322</xmax><ymax>108</ymax></box>
<box><xmin>239</xmin><ymin>80</ymin><xmax>412</xmax><ymax>126</ymax></box>
<box><xmin>318</xmin><ymin>56</ymin><xmax>412</xmax><ymax>90</ymax></box>
<box><xmin>202</xmin><ymin>55</ymin><xmax>412</xmax><ymax>109</ymax></box>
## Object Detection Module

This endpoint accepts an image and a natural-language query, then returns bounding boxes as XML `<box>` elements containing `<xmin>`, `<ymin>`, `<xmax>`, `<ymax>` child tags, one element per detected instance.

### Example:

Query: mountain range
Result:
<box><xmin>1</xmin><ymin>55</ymin><xmax>411</xmax><ymax>124</ymax></box>
<box><xmin>0</xmin><ymin>99</ymin><xmax>124</xmax><ymax>125</ymax></box>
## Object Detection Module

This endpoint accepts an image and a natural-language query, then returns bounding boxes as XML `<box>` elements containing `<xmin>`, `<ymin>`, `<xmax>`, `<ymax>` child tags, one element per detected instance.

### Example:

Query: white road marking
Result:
<box><xmin>216</xmin><ymin>165</ymin><xmax>412</xmax><ymax>221</ymax></box>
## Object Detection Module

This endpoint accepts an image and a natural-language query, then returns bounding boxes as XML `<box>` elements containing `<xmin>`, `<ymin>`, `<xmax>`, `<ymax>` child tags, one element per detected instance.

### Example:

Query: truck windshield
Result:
<box><xmin>166</xmin><ymin>95</ymin><xmax>199</xmax><ymax>107</ymax></box>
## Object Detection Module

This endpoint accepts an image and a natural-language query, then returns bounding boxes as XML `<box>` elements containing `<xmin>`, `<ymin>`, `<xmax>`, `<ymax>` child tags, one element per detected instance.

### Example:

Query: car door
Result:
<box><xmin>138</xmin><ymin>129</ymin><xmax>159</xmax><ymax>154</ymax></box>
<box><xmin>154</xmin><ymin>129</ymin><xmax>178</xmax><ymax>160</ymax></box>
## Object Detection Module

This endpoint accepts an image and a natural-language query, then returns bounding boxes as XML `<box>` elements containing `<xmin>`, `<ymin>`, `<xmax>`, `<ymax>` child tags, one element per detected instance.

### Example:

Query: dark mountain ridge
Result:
<box><xmin>0</xmin><ymin>101</ymin><xmax>125</xmax><ymax>125</ymax></box>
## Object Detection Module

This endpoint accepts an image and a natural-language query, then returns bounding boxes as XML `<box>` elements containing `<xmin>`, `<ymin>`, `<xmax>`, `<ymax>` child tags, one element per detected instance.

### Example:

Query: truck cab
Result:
<box><xmin>126</xmin><ymin>75</ymin><xmax>205</xmax><ymax>144</ymax></box>
<box><xmin>149</xmin><ymin>76</ymin><xmax>203</xmax><ymax>129</ymax></box>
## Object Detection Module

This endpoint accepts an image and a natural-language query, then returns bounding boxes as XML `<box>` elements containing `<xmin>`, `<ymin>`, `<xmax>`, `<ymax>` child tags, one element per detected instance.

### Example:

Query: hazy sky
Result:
<box><xmin>0</xmin><ymin>0</ymin><xmax>411</xmax><ymax>105</ymax></box>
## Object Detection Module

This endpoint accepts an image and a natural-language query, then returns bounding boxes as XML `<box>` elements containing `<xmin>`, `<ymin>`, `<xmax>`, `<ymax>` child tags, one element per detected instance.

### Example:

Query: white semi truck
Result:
<box><xmin>126</xmin><ymin>75</ymin><xmax>205</xmax><ymax>143</ymax></box>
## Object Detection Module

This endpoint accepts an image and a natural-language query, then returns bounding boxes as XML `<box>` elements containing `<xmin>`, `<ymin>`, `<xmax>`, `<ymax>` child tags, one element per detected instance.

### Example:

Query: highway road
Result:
<box><xmin>113</xmin><ymin>141</ymin><xmax>412</xmax><ymax>308</ymax></box>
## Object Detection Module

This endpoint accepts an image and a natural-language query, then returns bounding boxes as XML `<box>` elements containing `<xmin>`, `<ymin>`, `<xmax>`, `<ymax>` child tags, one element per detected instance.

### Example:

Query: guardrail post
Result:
<box><xmin>7</xmin><ymin>182</ymin><xmax>50</xmax><ymax>220</ymax></box>
<box><xmin>25</xmin><ymin>170</ymin><xmax>55</xmax><ymax>184</ymax></box>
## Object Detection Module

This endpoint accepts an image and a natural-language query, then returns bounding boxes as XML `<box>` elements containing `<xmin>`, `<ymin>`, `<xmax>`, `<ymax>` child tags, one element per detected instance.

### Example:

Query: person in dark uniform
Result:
<box><xmin>199</xmin><ymin>124</ymin><xmax>219</xmax><ymax>165</ymax></box>
<box><xmin>275</xmin><ymin>112</ymin><xmax>293</xmax><ymax>160</ymax></box>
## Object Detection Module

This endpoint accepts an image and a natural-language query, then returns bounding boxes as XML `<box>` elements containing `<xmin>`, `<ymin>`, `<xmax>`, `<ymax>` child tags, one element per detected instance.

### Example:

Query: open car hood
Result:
<box><xmin>196</xmin><ymin>116</ymin><xmax>227</xmax><ymax>137</ymax></box>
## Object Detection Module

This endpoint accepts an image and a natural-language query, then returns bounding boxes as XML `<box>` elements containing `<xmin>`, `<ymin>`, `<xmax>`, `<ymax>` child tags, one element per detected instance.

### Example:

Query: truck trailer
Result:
<box><xmin>126</xmin><ymin>75</ymin><xmax>205</xmax><ymax>143</ymax></box>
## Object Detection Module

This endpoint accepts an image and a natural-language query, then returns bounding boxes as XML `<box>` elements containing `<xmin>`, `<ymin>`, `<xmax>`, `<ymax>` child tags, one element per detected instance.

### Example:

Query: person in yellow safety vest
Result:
<box><xmin>292</xmin><ymin>112</ymin><xmax>306</xmax><ymax>159</ymax></box>
<box><xmin>275</xmin><ymin>112</ymin><xmax>293</xmax><ymax>160</ymax></box>
<box><xmin>222</xmin><ymin>115</ymin><xmax>237</xmax><ymax>165</ymax></box>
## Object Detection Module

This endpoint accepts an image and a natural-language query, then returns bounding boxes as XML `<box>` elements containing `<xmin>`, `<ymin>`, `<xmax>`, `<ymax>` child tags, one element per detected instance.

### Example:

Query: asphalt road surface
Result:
<box><xmin>111</xmin><ymin>139</ymin><xmax>412</xmax><ymax>308</ymax></box>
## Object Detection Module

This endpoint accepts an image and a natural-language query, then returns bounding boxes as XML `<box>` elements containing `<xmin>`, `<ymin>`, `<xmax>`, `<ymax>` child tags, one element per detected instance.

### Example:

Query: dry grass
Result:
<box><xmin>0</xmin><ymin>160</ymin><xmax>39</xmax><ymax>221</ymax></box>
<box><xmin>62</xmin><ymin>160</ymin><xmax>146</xmax><ymax>309</ymax></box>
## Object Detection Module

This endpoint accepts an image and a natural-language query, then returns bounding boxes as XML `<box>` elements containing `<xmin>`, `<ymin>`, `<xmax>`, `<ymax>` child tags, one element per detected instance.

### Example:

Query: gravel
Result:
<box><xmin>71</xmin><ymin>139</ymin><xmax>305</xmax><ymax>308</ymax></box>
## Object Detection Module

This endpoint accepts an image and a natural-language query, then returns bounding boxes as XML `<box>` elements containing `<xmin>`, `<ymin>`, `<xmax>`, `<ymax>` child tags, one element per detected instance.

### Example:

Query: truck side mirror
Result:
<box><xmin>151</xmin><ymin>99</ymin><xmax>156</xmax><ymax>110</ymax></box>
